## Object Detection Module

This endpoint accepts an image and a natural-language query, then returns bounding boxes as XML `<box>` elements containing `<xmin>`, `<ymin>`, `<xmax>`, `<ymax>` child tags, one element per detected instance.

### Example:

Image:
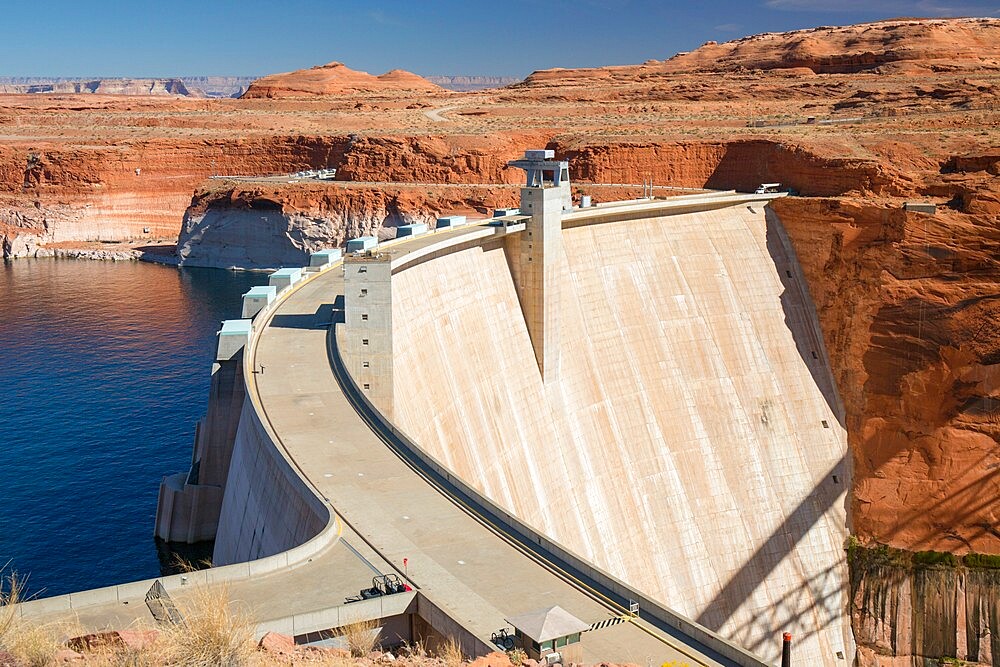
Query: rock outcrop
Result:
<box><xmin>666</xmin><ymin>17</ymin><xmax>1000</xmax><ymax>74</ymax></box>
<box><xmin>555</xmin><ymin>138</ymin><xmax>912</xmax><ymax>197</ymax></box>
<box><xmin>848</xmin><ymin>543</ymin><xmax>1000</xmax><ymax>666</ymax></box>
<box><xmin>0</xmin><ymin>135</ymin><xmax>353</xmax><ymax>258</ymax></box>
<box><xmin>771</xmin><ymin>178</ymin><xmax>1000</xmax><ymax>556</ymax></box>
<box><xmin>242</xmin><ymin>62</ymin><xmax>442</xmax><ymax>98</ymax></box>
<box><xmin>0</xmin><ymin>76</ymin><xmax>256</xmax><ymax>97</ymax></box>
<box><xmin>176</xmin><ymin>182</ymin><xmax>519</xmax><ymax>269</ymax></box>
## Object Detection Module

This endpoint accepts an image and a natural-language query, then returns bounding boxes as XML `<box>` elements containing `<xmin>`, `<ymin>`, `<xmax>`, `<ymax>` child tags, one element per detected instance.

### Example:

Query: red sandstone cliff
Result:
<box><xmin>0</xmin><ymin>130</ymin><xmax>561</xmax><ymax>257</ymax></box>
<box><xmin>242</xmin><ymin>62</ymin><xmax>442</xmax><ymax>98</ymax></box>
<box><xmin>774</xmin><ymin>172</ymin><xmax>1000</xmax><ymax>554</ymax></box>
<box><xmin>521</xmin><ymin>17</ymin><xmax>1000</xmax><ymax>82</ymax></box>
<box><xmin>176</xmin><ymin>182</ymin><xmax>520</xmax><ymax>268</ymax></box>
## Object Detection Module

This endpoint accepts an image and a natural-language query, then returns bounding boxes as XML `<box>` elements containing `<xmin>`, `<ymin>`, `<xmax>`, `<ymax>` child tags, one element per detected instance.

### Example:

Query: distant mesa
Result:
<box><xmin>425</xmin><ymin>75</ymin><xmax>523</xmax><ymax>91</ymax></box>
<box><xmin>521</xmin><ymin>16</ymin><xmax>1000</xmax><ymax>85</ymax></box>
<box><xmin>0</xmin><ymin>76</ymin><xmax>255</xmax><ymax>97</ymax></box>
<box><xmin>0</xmin><ymin>78</ymin><xmax>197</xmax><ymax>96</ymax></box>
<box><xmin>241</xmin><ymin>61</ymin><xmax>442</xmax><ymax>98</ymax></box>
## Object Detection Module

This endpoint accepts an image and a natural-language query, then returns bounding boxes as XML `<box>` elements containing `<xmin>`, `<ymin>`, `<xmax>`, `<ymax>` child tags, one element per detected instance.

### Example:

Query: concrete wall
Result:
<box><xmin>213</xmin><ymin>398</ymin><xmax>328</xmax><ymax>565</ymax></box>
<box><xmin>390</xmin><ymin>204</ymin><xmax>853</xmax><ymax>666</ymax></box>
<box><xmin>155</xmin><ymin>357</ymin><xmax>246</xmax><ymax>543</ymax></box>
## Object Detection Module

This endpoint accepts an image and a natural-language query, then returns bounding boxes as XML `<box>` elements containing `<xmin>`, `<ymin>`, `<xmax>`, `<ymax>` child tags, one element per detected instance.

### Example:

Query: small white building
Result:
<box><xmin>506</xmin><ymin>606</ymin><xmax>589</xmax><ymax>664</ymax></box>
<box><xmin>346</xmin><ymin>236</ymin><xmax>379</xmax><ymax>253</ymax></box>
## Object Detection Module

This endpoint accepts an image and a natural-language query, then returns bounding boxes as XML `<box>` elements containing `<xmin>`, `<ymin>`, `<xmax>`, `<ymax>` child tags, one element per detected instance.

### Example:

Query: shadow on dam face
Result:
<box><xmin>766</xmin><ymin>209</ymin><xmax>846</xmax><ymax>430</ymax></box>
<box><xmin>696</xmin><ymin>455</ymin><xmax>849</xmax><ymax>653</ymax></box>
<box><xmin>689</xmin><ymin>209</ymin><xmax>850</xmax><ymax>654</ymax></box>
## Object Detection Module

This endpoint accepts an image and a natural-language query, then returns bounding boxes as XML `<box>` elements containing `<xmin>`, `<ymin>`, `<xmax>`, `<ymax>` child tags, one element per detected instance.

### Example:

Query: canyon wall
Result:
<box><xmin>849</xmin><ymin>544</ymin><xmax>1000</xmax><ymax>666</ymax></box>
<box><xmin>555</xmin><ymin>139</ymin><xmax>912</xmax><ymax>197</ymax></box>
<box><xmin>2</xmin><ymin>134</ymin><xmax>924</xmax><ymax>261</ymax></box>
<box><xmin>0</xmin><ymin>133</ymin><xmax>549</xmax><ymax>259</ymax></box>
<box><xmin>171</xmin><ymin>137</ymin><xmax>912</xmax><ymax>269</ymax></box>
<box><xmin>772</xmin><ymin>189</ymin><xmax>1000</xmax><ymax>664</ymax></box>
<box><xmin>176</xmin><ymin>184</ymin><xmax>520</xmax><ymax>269</ymax></box>
<box><xmin>0</xmin><ymin>136</ymin><xmax>350</xmax><ymax>256</ymax></box>
<box><xmin>772</xmin><ymin>190</ymin><xmax>1000</xmax><ymax>555</ymax></box>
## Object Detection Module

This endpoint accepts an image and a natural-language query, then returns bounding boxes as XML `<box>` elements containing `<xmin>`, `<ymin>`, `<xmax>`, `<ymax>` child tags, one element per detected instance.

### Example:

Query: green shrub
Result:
<box><xmin>913</xmin><ymin>551</ymin><xmax>960</xmax><ymax>568</ymax></box>
<box><xmin>963</xmin><ymin>553</ymin><xmax>1000</xmax><ymax>569</ymax></box>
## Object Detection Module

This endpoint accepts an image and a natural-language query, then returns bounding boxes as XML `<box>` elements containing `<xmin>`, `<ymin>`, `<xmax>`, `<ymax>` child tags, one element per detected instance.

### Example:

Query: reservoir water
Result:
<box><xmin>0</xmin><ymin>258</ymin><xmax>259</xmax><ymax>598</ymax></box>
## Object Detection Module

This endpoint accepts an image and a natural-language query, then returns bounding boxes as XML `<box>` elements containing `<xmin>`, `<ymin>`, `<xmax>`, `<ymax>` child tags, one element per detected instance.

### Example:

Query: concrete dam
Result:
<box><xmin>16</xmin><ymin>154</ymin><xmax>852</xmax><ymax>667</ymax></box>
<box><xmin>389</xmin><ymin>203</ymin><xmax>852</xmax><ymax>664</ymax></box>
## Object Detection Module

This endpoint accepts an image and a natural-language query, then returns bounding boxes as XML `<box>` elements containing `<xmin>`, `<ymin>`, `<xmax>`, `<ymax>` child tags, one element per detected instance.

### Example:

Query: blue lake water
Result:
<box><xmin>0</xmin><ymin>259</ymin><xmax>260</xmax><ymax>598</ymax></box>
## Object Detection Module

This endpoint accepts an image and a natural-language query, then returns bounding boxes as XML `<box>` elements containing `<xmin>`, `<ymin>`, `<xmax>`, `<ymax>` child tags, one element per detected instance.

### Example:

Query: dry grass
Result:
<box><xmin>160</xmin><ymin>583</ymin><xmax>255</xmax><ymax>667</ymax></box>
<box><xmin>169</xmin><ymin>556</ymin><xmax>213</xmax><ymax>574</ymax></box>
<box><xmin>79</xmin><ymin>644</ymin><xmax>164</xmax><ymax>667</ymax></box>
<box><xmin>2</xmin><ymin>568</ymin><xmax>260</xmax><ymax>667</ymax></box>
<box><xmin>0</xmin><ymin>570</ymin><xmax>16</xmax><ymax>647</ymax></box>
<box><xmin>437</xmin><ymin>637</ymin><xmax>464</xmax><ymax>667</ymax></box>
<box><xmin>0</xmin><ymin>570</ymin><xmax>64</xmax><ymax>667</ymax></box>
<box><xmin>341</xmin><ymin>618</ymin><xmax>379</xmax><ymax>657</ymax></box>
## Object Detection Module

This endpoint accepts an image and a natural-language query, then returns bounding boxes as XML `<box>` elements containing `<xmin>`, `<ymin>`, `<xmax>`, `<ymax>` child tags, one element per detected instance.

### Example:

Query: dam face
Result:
<box><xmin>390</xmin><ymin>204</ymin><xmax>853</xmax><ymax>665</ymax></box>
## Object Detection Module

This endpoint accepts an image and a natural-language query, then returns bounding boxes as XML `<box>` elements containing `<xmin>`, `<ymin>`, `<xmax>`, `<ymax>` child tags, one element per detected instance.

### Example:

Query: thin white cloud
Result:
<box><xmin>764</xmin><ymin>0</ymin><xmax>999</xmax><ymax>14</ymax></box>
<box><xmin>367</xmin><ymin>9</ymin><xmax>401</xmax><ymax>26</ymax></box>
<box><xmin>714</xmin><ymin>22</ymin><xmax>744</xmax><ymax>31</ymax></box>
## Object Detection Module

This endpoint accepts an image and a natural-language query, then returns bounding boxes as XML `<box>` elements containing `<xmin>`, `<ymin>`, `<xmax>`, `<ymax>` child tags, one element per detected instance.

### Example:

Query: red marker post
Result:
<box><xmin>781</xmin><ymin>632</ymin><xmax>792</xmax><ymax>667</ymax></box>
<box><xmin>403</xmin><ymin>557</ymin><xmax>408</xmax><ymax>577</ymax></box>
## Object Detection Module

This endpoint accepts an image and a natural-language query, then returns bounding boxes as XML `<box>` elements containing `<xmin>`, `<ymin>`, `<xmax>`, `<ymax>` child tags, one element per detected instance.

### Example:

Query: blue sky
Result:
<box><xmin>2</xmin><ymin>0</ymin><xmax>998</xmax><ymax>78</ymax></box>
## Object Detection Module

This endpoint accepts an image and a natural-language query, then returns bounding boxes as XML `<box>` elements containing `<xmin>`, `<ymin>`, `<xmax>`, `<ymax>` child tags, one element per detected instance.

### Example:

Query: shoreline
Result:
<box><xmin>3</xmin><ymin>241</ymin><xmax>272</xmax><ymax>273</ymax></box>
<box><xmin>3</xmin><ymin>245</ymin><xmax>280</xmax><ymax>272</ymax></box>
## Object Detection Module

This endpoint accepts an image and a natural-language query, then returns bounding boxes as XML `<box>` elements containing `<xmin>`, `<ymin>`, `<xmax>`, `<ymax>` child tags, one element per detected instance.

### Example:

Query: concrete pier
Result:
<box><xmin>154</xmin><ymin>321</ymin><xmax>250</xmax><ymax>543</ymax></box>
<box><xmin>343</xmin><ymin>253</ymin><xmax>394</xmax><ymax>419</ymax></box>
<box><xmin>515</xmin><ymin>184</ymin><xmax>565</xmax><ymax>384</ymax></box>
